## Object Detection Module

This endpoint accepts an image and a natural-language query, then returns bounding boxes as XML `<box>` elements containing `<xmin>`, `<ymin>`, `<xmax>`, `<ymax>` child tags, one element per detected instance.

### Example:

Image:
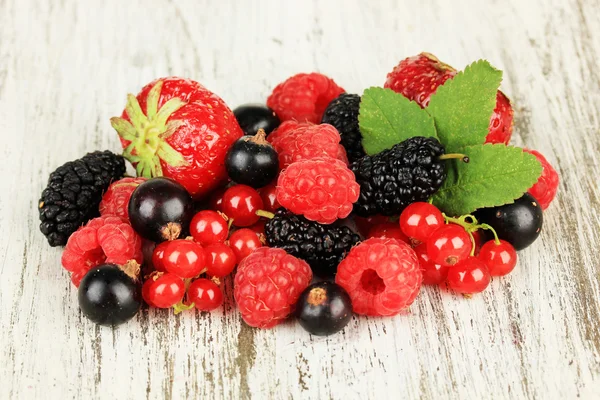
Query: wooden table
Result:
<box><xmin>2</xmin><ymin>0</ymin><xmax>599</xmax><ymax>398</ymax></box>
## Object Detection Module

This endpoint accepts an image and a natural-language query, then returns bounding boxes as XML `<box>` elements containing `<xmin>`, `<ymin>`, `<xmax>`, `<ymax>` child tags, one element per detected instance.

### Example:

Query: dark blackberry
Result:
<box><xmin>321</xmin><ymin>93</ymin><xmax>365</xmax><ymax>163</ymax></box>
<box><xmin>264</xmin><ymin>209</ymin><xmax>360</xmax><ymax>278</ymax></box>
<box><xmin>351</xmin><ymin>136</ymin><xmax>446</xmax><ymax>217</ymax></box>
<box><xmin>39</xmin><ymin>151</ymin><xmax>126</xmax><ymax>246</ymax></box>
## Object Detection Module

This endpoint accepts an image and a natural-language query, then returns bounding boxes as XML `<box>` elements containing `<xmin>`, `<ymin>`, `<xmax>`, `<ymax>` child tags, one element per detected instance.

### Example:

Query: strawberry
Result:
<box><xmin>111</xmin><ymin>77</ymin><xmax>243</xmax><ymax>199</ymax></box>
<box><xmin>384</xmin><ymin>53</ymin><xmax>514</xmax><ymax>144</ymax></box>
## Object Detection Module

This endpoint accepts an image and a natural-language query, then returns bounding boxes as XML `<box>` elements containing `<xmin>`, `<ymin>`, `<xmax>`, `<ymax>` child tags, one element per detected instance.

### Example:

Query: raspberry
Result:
<box><xmin>269</xmin><ymin>122</ymin><xmax>348</xmax><ymax>169</ymax></box>
<box><xmin>234</xmin><ymin>247</ymin><xmax>312</xmax><ymax>328</ymax></box>
<box><xmin>524</xmin><ymin>149</ymin><xmax>559</xmax><ymax>210</ymax></box>
<box><xmin>335</xmin><ymin>238</ymin><xmax>422</xmax><ymax>316</ymax></box>
<box><xmin>61</xmin><ymin>216</ymin><xmax>143</xmax><ymax>286</ymax></box>
<box><xmin>267</xmin><ymin>73</ymin><xmax>345</xmax><ymax>123</ymax></box>
<box><xmin>99</xmin><ymin>177</ymin><xmax>147</xmax><ymax>221</ymax></box>
<box><xmin>321</xmin><ymin>93</ymin><xmax>366</xmax><ymax>163</ymax></box>
<box><xmin>276</xmin><ymin>157</ymin><xmax>359</xmax><ymax>224</ymax></box>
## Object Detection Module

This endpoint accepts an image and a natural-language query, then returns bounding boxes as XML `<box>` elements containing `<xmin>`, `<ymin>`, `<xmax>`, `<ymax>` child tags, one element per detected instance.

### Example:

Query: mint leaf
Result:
<box><xmin>432</xmin><ymin>144</ymin><xmax>542</xmax><ymax>216</ymax></box>
<box><xmin>427</xmin><ymin>60</ymin><xmax>502</xmax><ymax>152</ymax></box>
<box><xmin>359</xmin><ymin>87</ymin><xmax>437</xmax><ymax>155</ymax></box>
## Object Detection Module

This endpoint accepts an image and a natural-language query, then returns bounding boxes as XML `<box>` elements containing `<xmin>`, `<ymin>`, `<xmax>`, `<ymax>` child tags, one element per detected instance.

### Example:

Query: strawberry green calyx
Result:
<box><xmin>111</xmin><ymin>80</ymin><xmax>189</xmax><ymax>178</ymax></box>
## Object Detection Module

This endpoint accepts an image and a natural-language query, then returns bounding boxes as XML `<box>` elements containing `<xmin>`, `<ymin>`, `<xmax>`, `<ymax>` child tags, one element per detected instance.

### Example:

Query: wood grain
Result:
<box><xmin>1</xmin><ymin>0</ymin><xmax>599</xmax><ymax>399</ymax></box>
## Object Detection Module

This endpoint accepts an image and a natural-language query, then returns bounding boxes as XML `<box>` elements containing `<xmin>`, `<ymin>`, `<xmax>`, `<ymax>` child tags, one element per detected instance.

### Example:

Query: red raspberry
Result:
<box><xmin>276</xmin><ymin>157</ymin><xmax>359</xmax><ymax>224</ymax></box>
<box><xmin>99</xmin><ymin>177</ymin><xmax>147</xmax><ymax>221</ymax></box>
<box><xmin>335</xmin><ymin>238</ymin><xmax>422</xmax><ymax>316</ymax></box>
<box><xmin>61</xmin><ymin>216</ymin><xmax>143</xmax><ymax>286</ymax></box>
<box><xmin>524</xmin><ymin>149</ymin><xmax>559</xmax><ymax>210</ymax></box>
<box><xmin>384</xmin><ymin>53</ymin><xmax>513</xmax><ymax>144</ymax></box>
<box><xmin>269</xmin><ymin>122</ymin><xmax>348</xmax><ymax>169</ymax></box>
<box><xmin>234</xmin><ymin>247</ymin><xmax>312</xmax><ymax>328</ymax></box>
<box><xmin>267</xmin><ymin>73</ymin><xmax>345</xmax><ymax>123</ymax></box>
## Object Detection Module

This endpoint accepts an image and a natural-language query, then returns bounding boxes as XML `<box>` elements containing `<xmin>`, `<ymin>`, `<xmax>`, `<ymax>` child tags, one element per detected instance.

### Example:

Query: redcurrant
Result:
<box><xmin>447</xmin><ymin>256</ymin><xmax>491</xmax><ymax>294</ymax></box>
<box><xmin>367</xmin><ymin>222</ymin><xmax>409</xmax><ymax>243</ymax></box>
<box><xmin>209</xmin><ymin>187</ymin><xmax>227</xmax><ymax>212</ymax></box>
<box><xmin>478</xmin><ymin>240</ymin><xmax>517</xmax><ymax>276</ymax></box>
<box><xmin>188</xmin><ymin>279</ymin><xmax>224</xmax><ymax>311</ymax></box>
<box><xmin>414</xmin><ymin>243</ymin><xmax>449</xmax><ymax>285</ymax></box>
<box><xmin>222</xmin><ymin>185</ymin><xmax>264</xmax><ymax>227</ymax></box>
<box><xmin>163</xmin><ymin>239</ymin><xmax>207</xmax><ymax>278</ymax></box>
<box><xmin>228</xmin><ymin>228</ymin><xmax>262</xmax><ymax>261</ymax></box>
<box><xmin>399</xmin><ymin>202</ymin><xmax>444</xmax><ymax>243</ymax></box>
<box><xmin>142</xmin><ymin>272</ymin><xmax>185</xmax><ymax>308</ymax></box>
<box><xmin>248</xmin><ymin>219</ymin><xmax>266</xmax><ymax>236</ymax></box>
<box><xmin>426</xmin><ymin>224</ymin><xmax>472</xmax><ymax>267</ymax></box>
<box><xmin>354</xmin><ymin>215</ymin><xmax>389</xmax><ymax>237</ymax></box>
<box><xmin>258</xmin><ymin>183</ymin><xmax>281</xmax><ymax>212</ymax></box>
<box><xmin>205</xmin><ymin>243</ymin><xmax>237</xmax><ymax>277</ymax></box>
<box><xmin>190</xmin><ymin>210</ymin><xmax>229</xmax><ymax>245</ymax></box>
<box><xmin>151</xmin><ymin>241</ymin><xmax>170</xmax><ymax>272</ymax></box>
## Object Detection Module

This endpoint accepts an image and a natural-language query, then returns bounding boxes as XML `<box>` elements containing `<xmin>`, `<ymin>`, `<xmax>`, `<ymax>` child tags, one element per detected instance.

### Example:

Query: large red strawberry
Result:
<box><xmin>384</xmin><ymin>53</ymin><xmax>514</xmax><ymax>144</ymax></box>
<box><xmin>111</xmin><ymin>77</ymin><xmax>243</xmax><ymax>199</ymax></box>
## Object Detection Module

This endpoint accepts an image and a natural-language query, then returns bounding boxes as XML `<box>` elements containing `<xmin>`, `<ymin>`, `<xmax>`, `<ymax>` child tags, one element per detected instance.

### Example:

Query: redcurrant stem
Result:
<box><xmin>227</xmin><ymin>218</ymin><xmax>234</xmax><ymax>229</ymax></box>
<box><xmin>255</xmin><ymin>210</ymin><xmax>275</xmax><ymax>219</ymax></box>
<box><xmin>468</xmin><ymin>231</ymin><xmax>476</xmax><ymax>257</ymax></box>
<box><xmin>439</xmin><ymin>153</ymin><xmax>470</xmax><ymax>163</ymax></box>
<box><xmin>478</xmin><ymin>223</ymin><xmax>501</xmax><ymax>245</ymax></box>
<box><xmin>173</xmin><ymin>301</ymin><xmax>195</xmax><ymax>314</ymax></box>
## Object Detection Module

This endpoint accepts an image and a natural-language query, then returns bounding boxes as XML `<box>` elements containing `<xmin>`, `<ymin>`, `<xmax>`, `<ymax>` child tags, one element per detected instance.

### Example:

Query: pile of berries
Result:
<box><xmin>38</xmin><ymin>53</ymin><xmax>559</xmax><ymax>336</ymax></box>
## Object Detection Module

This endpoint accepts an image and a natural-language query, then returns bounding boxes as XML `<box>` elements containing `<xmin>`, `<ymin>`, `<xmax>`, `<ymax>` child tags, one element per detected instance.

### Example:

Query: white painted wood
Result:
<box><xmin>1</xmin><ymin>0</ymin><xmax>599</xmax><ymax>398</ymax></box>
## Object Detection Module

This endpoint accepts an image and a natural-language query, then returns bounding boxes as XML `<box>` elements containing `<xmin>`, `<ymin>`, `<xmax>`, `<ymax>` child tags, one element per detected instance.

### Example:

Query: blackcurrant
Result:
<box><xmin>128</xmin><ymin>177</ymin><xmax>194</xmax><ymax>242</ymax></box>
<box><xmin>295</xmin><ymin>282</ymin><xmax>353</xmax><ymax>336</ymax></box>
<box><xmin>233</xmin><ymin>104</ymin><xmax>280</xmax><ymax>136</ymax></box>
<box><xmin>225</xmin><ymin>130</ymin><xmax>279</xmax><ymax>188</ymax></box>
<box><xmin>78</xmin><ymin>264</ymin><xmax>142</xmax><ymax>326</ymax></box>
<box><xmin>474</xmin><ymin>193</ymin><xmax>543</xmax><ymax>250</ymax></box>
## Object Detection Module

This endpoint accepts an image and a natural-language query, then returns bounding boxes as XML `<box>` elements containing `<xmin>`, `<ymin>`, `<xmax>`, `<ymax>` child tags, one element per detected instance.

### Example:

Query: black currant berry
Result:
<box><xmin>475</xmin><ymin>193</ymin><xmax>543</xmax><ymax>250</ymax></box>
<box><xmin>233</xmin><ymin>104</ymin><xmax>280</xmax><ymax>136</ymax></box>
<box><xmin>295</xmin><ymin>282</ymin><xmax>353</xmax><ymax>336</ymax></box>
<box><xmin>78</xmin><ymin>263</ymin><xmax>142</xmax><ymax>326</ymax></box>
<box><xmin>225</xmin><ymin>130</ymin><xmax>279</xmax><ymax>188</ymax></box>
<box><xmin>128</xmin><ymin>177</ymin><xmax>194</xmax><ymax>242</ymax></box>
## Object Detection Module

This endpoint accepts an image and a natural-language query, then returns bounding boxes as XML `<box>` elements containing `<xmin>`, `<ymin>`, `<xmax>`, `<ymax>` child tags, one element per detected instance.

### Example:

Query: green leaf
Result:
<box><xmin>426</xmin><ymin>60</ymin><xmax>502</xmax><ymax>152</ymax></box>
<box><xmin>359</xmin><ymin>87</ymin><xmax>437</xmax><ymax>155</ymax></box>
<box><xmin>432</xmin><ymin>144</ymin><xmax>542</xmax><ymax>216</ymax></box>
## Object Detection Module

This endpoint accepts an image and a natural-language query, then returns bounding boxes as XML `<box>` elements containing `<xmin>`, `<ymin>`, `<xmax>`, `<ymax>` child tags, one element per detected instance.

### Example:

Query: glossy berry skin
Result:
<box><xmin>190</xmin><ymin>210</ymin><xmax>229</xmax><ymax>246</ymax></box>
<box><xmin>474</xmin><ymin>193</ymin><xmax>543</xmax><ymax>250</ymax></box>
<box><xmin>188</xmin><ymin>279</ymin><xmax>224</xmax><ymax>311</ymax></box>
<box><xmin>78</xmin><ymin>264</ymin><xmax>142</xmax><ymax>326</ymax></box>
<box><xmin>259</xmin><ymin>183</ymin><xmax>280</xmax><ymax>212</ymax></box>
<box><xmin>399</xmin><ymin>202</ymin><xmax>444</xmax><ymax>244</ymax></box>
<box><xmin>233</xmin><ymin>104</ymin><xmax>280</xmax><ymax>136</ymax></box>
<box><xmin>205</xmin><ymin>243</ymin><xmax>237</xmax><ymax>277</ymax></box>
<box><xmin>225</xmin><ymin>131</ymin><xmax>279</xmax><ymax>188</ymax></box>
<box><xmin>426</xmin><ymin>224</ymin><xmax>472</xmax><ymax>267</ymax></box>
<box><xmin>367</xmin><ymin>222</ymin><xmax>409</xmax><ymax>243</ymax></box>
<box><xmin>163</xmin><ymin>239</ymin><xmax>207</xmax><ymax>278</ymax></box>
<box><xmin>295</xmin><ymin>282</ymin><xmax>352</xmax><ymax>336</ymax></box>
<box><xmin>222</xmin><ymin>185</ymin><xmax>264</xmax><ymax>227</ymax></box>
<box><xmin>478</xmin><ymin>240</ymin><xmax>518</xmax><ymax>276</ymax></box>
<box><xmin>414</xmin><ymin>244</ymin><xmax>449</xmax><ymax>285</ymax></box>
<box><xmin>228</xmin><ymin>228</ymin><xmax>262</xmax><ymax>261</ymax></box>
<box><xmin>128</xmin><ymin>177</ymin><xmax>194</xmax><ymax>242</ymax></box>
<box><xmin>524</xmin><ymin>149</ymin><xmax>559</xmax><ymax>210</ymax></box>
<box><xmin>208</xmin><ymin>187</ymin><xmax>227</xmax><ymax>212</ymax></box>
<box><xmin>151</xmin><ymin>241</ymin><xmax>170</xmax><ymax>272</ymax></box>
<box><xmin>142</xmin><ymin>273</ymin><xmax>185</xmax><ymax>308</ymax></box>
<box><xmin>447</xmin><ymin>257</ymin><xmax>491</xmax><ymax>294</ymax></box>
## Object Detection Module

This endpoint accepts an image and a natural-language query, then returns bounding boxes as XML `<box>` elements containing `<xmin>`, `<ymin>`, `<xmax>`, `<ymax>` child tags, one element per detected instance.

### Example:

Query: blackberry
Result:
<box><xmin>321</xmin><ymin>93</ymin><xmax>365</xmax><ymax>163</ymax></box>
<box><xmin>352</xmin><ymin>136</ymin><xmax>446</xmax><ymax>217</ymax></box>
<box><xmin>39</xmin><ymin>151</ymin><xmax>126</xmax><ymax>246</ymax></box>
<box><xmin>264</xmin><ymin>209</ymin><xmax>360</xmax><ymax>278</ymax></box>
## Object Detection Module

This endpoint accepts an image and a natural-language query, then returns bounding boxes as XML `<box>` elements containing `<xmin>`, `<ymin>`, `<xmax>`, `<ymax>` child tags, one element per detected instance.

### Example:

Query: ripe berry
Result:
<box><xmin>354</xmin><ymin>215</ymin><xmax>390</xmax><ymax>237</ymax></box>
<box><xmin>142</xmin><ymin>272</ymin><xmax>185</xmax><ymax>308</ymax></box>
<box><xmin>205</xmin><ymin>243</ymin><xmax>237</xmax><ymax>277</ymax></box>
<box><xmin>128</xmin><ymin>177</ymin><xmax>194</xmax><ymax>242</ymax></box>
<box><xmin>188</xmin><ymin>278</ymin><xmax>224</xmax><ymax>311</ymax></box>
<box><xmin>474</xmin><ymin>193</ymin><xmax>543</xmax><ymax>250</ymax></box>
<box><xmin>163</xmin><ymin>239</ymin><xmax>207</xmax><ymax>278</ymax></box>
<box><xmin>321</xmin><ymin>93</ymin><xmax>365</xmax><ymax>163</ymax></box>
<box><xmin>414</xmin><ymin>243</ymin><xmax>449</xmax><ymax>285</ymax></box>
<box><xmin>524</xmin><ymin>149</ymin><xmax>559</xmax><ymax>210</ymax></box>
<box><xmin>447</xmin><ymin>257</ymin><xmax>491</xmax><ymax>294</ymax></box>
<box><xmin>99</xmin><ymin>177</ymin><xmax>147</xmax><ymax>221</ymax></box>
<box><xmin>426</xmin><ymin>224</ymin><xmax>472</xmax><ymax>267</ymax></box>
<box><xmin>258</xmin><ymin>183</ymin><xmax>280</xmax><ymax>213</ymax></box>
<box><xmin>151</xmin><ymin>241</ymin><xmax>170</xmax><ymax>272</ymax></box>
<box><xmin>399</xmin><ymin>202</ymin><xmax>444</xmax><ymax>243</ymax></box>
<box><xmin>248</xmin><ymin>219</ymin><xmax>266</xmax><ymax>236</ymax></box>
<box><xmin>208</xmin><ymin>186</ymin><xmax>227</xmax><ymax>212</ymax></box>
<box><xmin>295</xmin><ymin>282</ymin><xmax>352</xmax><ymax>336</ymax></box>
<box><xmin>233</xmin><ymin>104</ymin><xmax>280</xmax><ymax>136</ymax></box>
<box><xmin>367</xmin><ymin>222</ymin><xmax>409</xmax><ymax>243</ymax></box>
<box><xmin>228</xmin><ymin>228</ymin><xmax>263</xmax><ymax>261</ymax></box>
<box><xmin>478</xmin><ymin>240</ymin><xmax>517</xmax><ymax>276</ymax></box>
<box><xmin>190</xmin><ymin>210</ymin><xmax>229</xmax><ymax>246</ymax></box>
<box><xmin>78</xmin><ymin>264</ymin><xmax>142</xmax><ymax>326</ymax></box>
<box><xmin>222</xmin><ymin>185</ymin><xmax>264</xmax><ymax>227</ymax></box>
<box><xmin>225</xmin><ymin>130</ymin><xmax>279</xmax><ymax>188</ymax></box>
